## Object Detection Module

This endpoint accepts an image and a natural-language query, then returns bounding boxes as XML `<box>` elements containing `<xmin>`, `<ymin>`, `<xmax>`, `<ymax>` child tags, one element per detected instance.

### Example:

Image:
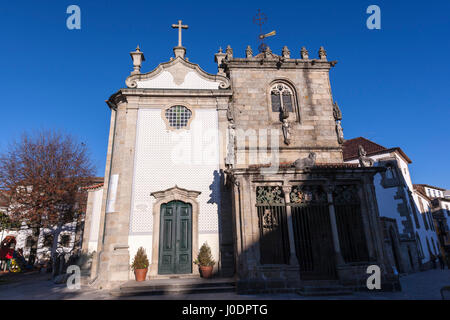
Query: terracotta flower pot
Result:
<box><xmin>134</xmin><ymin>268</ymin><xmax>148</xmax><ymax>282</ymax></box>
<box><xmin>200</xmin><ymin>266</ymin><xmax>213</xmax><ymax>279</ymax></box>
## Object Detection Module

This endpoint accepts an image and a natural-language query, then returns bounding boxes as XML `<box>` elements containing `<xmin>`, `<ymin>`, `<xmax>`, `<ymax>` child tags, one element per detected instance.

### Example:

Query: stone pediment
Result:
<box><xmin>252</xmin><ymin>50</ymin><xmax>280</xmax><ymax>60</ymax></box>
<box><xmin>150</xmin><ymin>185</ymin><xmax>201</xmax><ymax>201</ymax></box>
<box><xmin>125</xmin><ymin>57</ymin><xmax>230</xmax><ymax>90</ymax></box>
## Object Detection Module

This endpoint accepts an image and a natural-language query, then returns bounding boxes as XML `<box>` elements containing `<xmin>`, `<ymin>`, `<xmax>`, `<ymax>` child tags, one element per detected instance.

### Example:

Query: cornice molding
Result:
<box><xmin>223</xmin><ymin>58</ymin><xmax>337</xmax><ymax>70</ymax></box>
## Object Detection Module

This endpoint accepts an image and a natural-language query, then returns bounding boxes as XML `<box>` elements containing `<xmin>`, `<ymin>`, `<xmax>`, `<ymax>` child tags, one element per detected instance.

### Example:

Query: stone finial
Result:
<box><xmin>173</xmin><ymin>46</ymin><xmax>186</xmax><ymax>59</ymax></box>
<box><xmin>245</xmin><ymin>45</ymin><xmax>253</xmax><ymax>58</ymax></box>
<box><xmin>318</xmin><ymin>46</ymin><xmax>327</xmax><ymax>60</ymax></box>
<box><xmin>282</xmin><ymin>46</ymin><xmax>290</xmax><ymax>59</ymax></box>
<box><xmin>300</xmin><ymin>46</ymin><xmax>309</xmax><ymax>60</ymax></box>
<box><xmin>130</xmin><ymin>45</ymin><xmax>145</xmax><ymax>75</ymax></box>
<box><xmin>225</xmin><ymin>45</ymin><xmax>233</xmax><ymax>59</ymax></box>
<box><xmin>214</xmin><ymin>47</ymin><xmax>227</xmax><ymax>75</ymax></box>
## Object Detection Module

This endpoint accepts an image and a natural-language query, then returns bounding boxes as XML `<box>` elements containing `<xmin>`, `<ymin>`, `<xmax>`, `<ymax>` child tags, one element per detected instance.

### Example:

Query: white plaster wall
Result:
<box><xmin>136</xmin><ymin>71</ymin><xmax>220</xmax><ymax>90</ymax></box>
<box><xmin>88</xmin><ymin>188</ymin><xmax>103</xmax><ymax>253</ymax></box>
<box><xmin>373</xmin><ymin>174</ymin><xmax>406</xmax><ymax>233</ymax></box>
<box><xmin>1</xmin><ymin>222</ymin><xmax>77</xmax><ymax>262</ymax></box>
<box><xmin>346</xmin><ymin>150</ymin><xmax>439</xmax><ymax>263</ymax></box>
<box><xmin>425</xmin><ymin>187</ymin><xmax>445</xmax><ymax>199</ymax></box>
<box><xmin>411</xmin><ymin>192</ymin><xmax>440</xmax><ymax>262</ymax></box>
<box><xmin>395</xmin><ymin>155</ymin><xmax>413</xmax><ymax>191</ymax></box>
<box><xmin>128</xmin><ymin>108</ymin><xmax>221</xmax><ymax>266</ymax></box>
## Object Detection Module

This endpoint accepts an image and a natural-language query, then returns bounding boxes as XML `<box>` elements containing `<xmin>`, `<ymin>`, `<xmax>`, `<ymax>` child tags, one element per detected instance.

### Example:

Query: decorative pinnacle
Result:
<box><xmin>301</xmin><ymin>47</ymin><xmax>309</xmax><ymax>59</ymax></box>
<box><xmin>282</xmin><ymin>46</ymin><xmax>290</xmax><ymax>59</ymax></box>
<box><xmin>319</xmin><ymin>46</ymin><xmax>327</xmax><ymax>60</ymax></box>
<box><xmin>225</xmin><ymin>45</ymin><xmax>233</xmax><ymax>58</ymax></box>
<box><xmin>246</xmin><ymin>45</ymin><xmax>253</xmax><ymax>58</ymax></box>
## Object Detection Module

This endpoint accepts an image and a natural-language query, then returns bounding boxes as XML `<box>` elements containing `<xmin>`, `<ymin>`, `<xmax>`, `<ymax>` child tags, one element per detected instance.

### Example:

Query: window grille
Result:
<box><xmin>165</xmin><ymin>105</ymin><xmax>192</xmax><ymax>129</ymax></box>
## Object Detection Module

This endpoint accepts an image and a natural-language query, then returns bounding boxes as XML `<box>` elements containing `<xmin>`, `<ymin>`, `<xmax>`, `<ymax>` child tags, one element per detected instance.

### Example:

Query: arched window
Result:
<box><xmin>165</xmin><ymin>105</ymin><xmax>192</xmax><ymax>129</ymax></box>
<box><xmin>385</xmin><ymin>164</ymin><xmax>396</xmax><ymax>179</ymax></box>
<box><xmin>270</xmin><ymin>83</ymin><xmax>295</xmax><ymax>113</ymax></box>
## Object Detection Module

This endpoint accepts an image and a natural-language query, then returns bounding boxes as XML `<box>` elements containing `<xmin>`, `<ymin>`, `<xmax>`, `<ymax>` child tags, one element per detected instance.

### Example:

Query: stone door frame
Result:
<box><xmin>150</xmin><ymin>185</ymin><xmax>201</xmax><ymax>277</ymax></box>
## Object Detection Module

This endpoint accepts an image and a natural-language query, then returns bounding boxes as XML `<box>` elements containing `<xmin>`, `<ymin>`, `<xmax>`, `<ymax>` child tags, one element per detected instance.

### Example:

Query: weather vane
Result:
<box><xmin>253</xmin><ymin>9</ymin><xmax>276</xmax><ymax>52</ymax></box>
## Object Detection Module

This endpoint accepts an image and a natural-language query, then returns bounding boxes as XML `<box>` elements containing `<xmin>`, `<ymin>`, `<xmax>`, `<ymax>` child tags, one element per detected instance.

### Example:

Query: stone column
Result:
<box><xmin>81</xmin><ymin>190</ymin><xmax>95</xmax><ymax>253</ymax></box>
<box><xmin>96</xmin><ymin>99</ymin><xmax>139</xmax><ymax>288</ymax></box>
<box><xmin>326</xmin><ymin>185</ymin><xmax>345</xmax><ymax>266</ymax></box>
<box><xmin>282</xmin><ymin>186</ymin><xmax>299</xmax><ymax>266</ymax></box>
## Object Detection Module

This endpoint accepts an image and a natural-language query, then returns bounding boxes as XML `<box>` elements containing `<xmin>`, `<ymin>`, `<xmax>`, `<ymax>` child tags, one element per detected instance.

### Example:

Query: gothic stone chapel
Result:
<box><xmin>88</xmin><ymin>20</ymin><xmax>398</xmax><ymax>292</ymax></box>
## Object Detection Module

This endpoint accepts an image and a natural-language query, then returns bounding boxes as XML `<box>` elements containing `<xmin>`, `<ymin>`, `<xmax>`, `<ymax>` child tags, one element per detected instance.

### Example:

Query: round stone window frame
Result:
<box><xmin>161</xmin><ymin>104</ymin><xmax>195</xmax><ymax>131</ymax></box>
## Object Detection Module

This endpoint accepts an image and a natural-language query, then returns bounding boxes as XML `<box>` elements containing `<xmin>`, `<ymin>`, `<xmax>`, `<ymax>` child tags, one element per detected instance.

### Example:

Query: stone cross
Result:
<box><xmin>172</xmin><ymin>20</ymin><xmax>188</xmax><ymax>47</ymax></box>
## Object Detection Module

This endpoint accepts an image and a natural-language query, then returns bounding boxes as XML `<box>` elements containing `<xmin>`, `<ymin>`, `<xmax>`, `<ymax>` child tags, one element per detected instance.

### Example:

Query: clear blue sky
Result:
<box><xmin>1</xmin><ymin>0</ymin><xmax>449</xmax><ymax>188</ymax></box>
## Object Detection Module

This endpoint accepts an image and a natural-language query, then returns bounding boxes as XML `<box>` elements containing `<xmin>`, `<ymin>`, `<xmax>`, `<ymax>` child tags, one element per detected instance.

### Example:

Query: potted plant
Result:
<box><xmin>194</xmin><ymin>242</ymin><xmax>215</xmax><ymax>279</ymax></box>
<box><xmin>131</xmin><ymin>247</ymin><xmax>149</xmax><ymax>282</ymax></box>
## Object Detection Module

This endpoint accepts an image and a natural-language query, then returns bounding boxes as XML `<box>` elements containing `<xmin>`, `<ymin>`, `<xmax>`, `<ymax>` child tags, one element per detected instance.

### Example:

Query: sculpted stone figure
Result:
<box><xmin>358</xmin><ymin>145</ymin><xmax>374</xmax><ymax>167</ymax></box>
<box><xmin>333</xmin><ymin>102</ymin><xmax>342</xmax><ymax>121</ymax></box>
<box><xmin>293</xmin><ymin>152</ymin><xmax>316</xmax><ymax>170</ymax></box>
<box><xmin>333</xmin><ymin>102</ymin><xmax>345</xmax><ymax>144</ymax></box>
<box><xmin>226</xmin><ymin>100</ymin><xmax>234</xmax><ymax>122</ymax></box>
<box><xmin>336</xmin><ymin>120</ymin><xmax>345</xmax><ymax>144</ymax></box>
<box><xmin>225</xmin><ymin>123</ymin><xmax>236</xmax><ymax>168</ymax></box>
<box><xmin>282</xmin><ymin>119</ymin><xmax>291</xmax><ymax>145</ymax></box>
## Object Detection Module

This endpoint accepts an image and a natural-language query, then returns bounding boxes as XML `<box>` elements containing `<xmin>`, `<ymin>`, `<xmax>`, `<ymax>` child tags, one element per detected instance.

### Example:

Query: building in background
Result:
<box><xmin>343</xmin><ymin>137</ymin><xmax>440</xmax><ymax>272</ymax></box>
<box><xmin>81</xmin><ymin>182</ymin><xmax>104</xmax><ymax>254</ymax></box>
<box><xmin>414</xmin><ymin>184</ymin><xmax>450</xmax><ymax>261</ymax></box>
<box><xmin>0</xmin><ymin>177</ymin><xmax>103</xmax><ymax>266</ymax></box>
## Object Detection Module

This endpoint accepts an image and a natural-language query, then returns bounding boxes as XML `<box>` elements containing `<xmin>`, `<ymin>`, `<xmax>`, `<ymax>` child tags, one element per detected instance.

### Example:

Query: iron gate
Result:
<box><xmin>333</xmin><ymin>185</ymin><xmax>369</xmax><ymax>263</ymax></box>
<box><xmin>290</xmin><ymin>185</ymin><xmax>337</xmax><ymax>280</ymax></box>
<box><xmin>256</xmin><ymin>186</ymin><xmax>290</xmax><ymax>265</ymax></box>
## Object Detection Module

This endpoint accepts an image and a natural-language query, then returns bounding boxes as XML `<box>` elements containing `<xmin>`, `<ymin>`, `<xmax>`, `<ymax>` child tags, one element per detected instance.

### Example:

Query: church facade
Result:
<box><xmin>87</xmin><ymin>23</ymin><xmax>398</xmax><ymax>291</ymax></box>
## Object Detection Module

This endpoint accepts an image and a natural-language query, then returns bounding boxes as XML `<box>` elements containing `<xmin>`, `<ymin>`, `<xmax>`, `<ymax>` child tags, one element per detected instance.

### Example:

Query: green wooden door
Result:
<box><xmin>158</xmin><ymin>201</ymin><xmax>192</xmax><ymax>275</ymax></box>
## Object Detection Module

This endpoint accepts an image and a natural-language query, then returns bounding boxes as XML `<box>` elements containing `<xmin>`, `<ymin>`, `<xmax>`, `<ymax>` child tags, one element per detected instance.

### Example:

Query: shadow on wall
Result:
<box><xmin>375</xmin><ymin>159</ymin><xmax>439</xmax><ymax>271</ymax></box>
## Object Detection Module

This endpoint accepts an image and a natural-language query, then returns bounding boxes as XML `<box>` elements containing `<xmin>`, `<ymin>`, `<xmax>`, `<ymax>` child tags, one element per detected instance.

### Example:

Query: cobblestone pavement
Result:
<box><xmin>0</xmin><ymin>268</ymin><xmax>449</xmax><ymax>300</ymax></box>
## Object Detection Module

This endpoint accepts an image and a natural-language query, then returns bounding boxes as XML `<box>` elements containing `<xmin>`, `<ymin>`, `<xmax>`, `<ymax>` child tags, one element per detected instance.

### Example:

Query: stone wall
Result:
<box><xmin>223</xmin><ymin>48</ymin><xmax>343</xmax><ymax>167</ymax></box>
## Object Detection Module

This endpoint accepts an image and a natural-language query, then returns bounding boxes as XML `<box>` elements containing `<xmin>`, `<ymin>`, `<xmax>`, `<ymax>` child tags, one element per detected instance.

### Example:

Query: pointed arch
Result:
<box><xmin>268</xmin><ymin>79</ymin><xmax>300</xmax><ymax>122</ymax></box>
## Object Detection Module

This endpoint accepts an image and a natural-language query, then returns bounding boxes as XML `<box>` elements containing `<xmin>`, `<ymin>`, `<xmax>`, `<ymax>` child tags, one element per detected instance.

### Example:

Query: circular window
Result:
<box><xmin>165</xmin><ymin>105</ymin><xmax>192</xmax><ymax>129</ymax></box>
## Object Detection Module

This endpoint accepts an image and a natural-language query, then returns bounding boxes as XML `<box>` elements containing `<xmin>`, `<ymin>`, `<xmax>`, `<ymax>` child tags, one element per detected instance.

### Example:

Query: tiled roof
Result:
<box><xmin>343</xmin><ymin>137</ymin><xmax>412</xmax><ymax>163</ymax></box>
<box><xmin>82</xmin><ymin>182</ymin><xmax>104</xmax><ymax>190</ymax></box>
<box><xmin>343</xmin><ymin>137</ymin><xmax>387</xmax><ymax>160</ymax></box>
<box><xmin>413</xmin><ymin>184</ymin><xmax>446</xmax><ymax>192</ymax></box>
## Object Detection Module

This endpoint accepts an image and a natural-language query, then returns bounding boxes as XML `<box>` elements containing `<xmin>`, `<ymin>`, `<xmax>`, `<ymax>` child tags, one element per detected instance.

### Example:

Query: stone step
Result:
<box><xmin>296</xmin><ymin>285</ymin><xmax>353</xmax><ymax>297</ymax></box>
<box><xmin>111</xmin><ymin>278</ymin><xmax>236</xmax><ymax>297</ymax></box>
<box><xmin>111</xmin><ymin>285</ymin><xmax>236</xmax><ymax>297</ymax></box>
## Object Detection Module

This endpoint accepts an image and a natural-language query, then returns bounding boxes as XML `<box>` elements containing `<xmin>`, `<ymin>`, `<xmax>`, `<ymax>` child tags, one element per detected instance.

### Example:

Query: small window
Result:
<box><xmin>165</xmin><ymin>105</ymin><xmax>192</xmax><ymax>129</ymax></box>
<box><xmin>385</xmin><ymin>165</ymin><xmax>395</xmax><ymax>179</ymax></box>
<box><xmin>43</xmin><ymin>234</ymin><xmax>53</xmax><ymax>247</ymax></box>
<box><xmin>270</xmin><ymin>83</ymin><xmax>294</xmax><ymax>113</ymax></box>
<box><xmin>59</xmin><ymin>235</ymin><xmax>71</xmax><ymax>247</ymax></box>
<box><xmin>25</xmin><ymin>236</ymin><xmax>36</xmax><ymax>249</ymax></box>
